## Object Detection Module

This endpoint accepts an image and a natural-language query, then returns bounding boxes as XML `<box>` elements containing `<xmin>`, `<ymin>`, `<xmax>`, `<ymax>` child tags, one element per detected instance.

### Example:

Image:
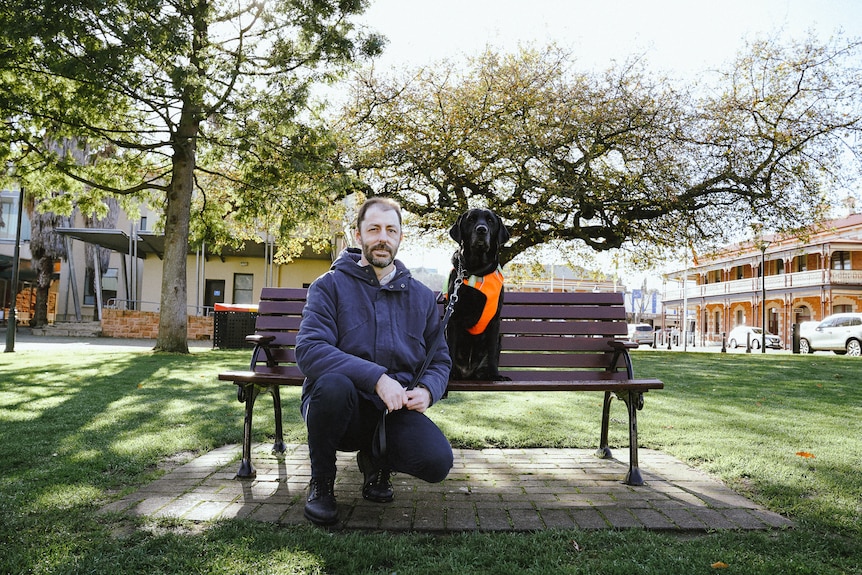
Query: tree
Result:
<box><xmin>341</xmin><ymin>38</ymin><xmax>862</xmax><ymax>267</ymax></box>
<box><xmin>0</xmin><ymin>0</ymin><xmax>381</xmax><ymax>352</ymax></box>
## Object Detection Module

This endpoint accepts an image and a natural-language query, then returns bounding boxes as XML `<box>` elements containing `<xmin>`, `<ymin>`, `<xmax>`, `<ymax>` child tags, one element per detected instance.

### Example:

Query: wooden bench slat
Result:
<box><xmin>254</xmin><ymin>316</ymin><xmax>302</xmax><ymax>331</ymax></box>
<box><xmin>499</xmin><ymin>353</ymin><xmax>624</xmax><ymax>369</ymax></box>
<box><xmin>500</xmin><ymin>336</ymin><xmax>624</xmax><ymax>352</ymax></box>
<box><xmin>501</xmin><ymin>291</ymin><xmax>626</xmax><ymax>305</ymax></box>
<box><xmin>501</xmin><ymin>321</ymin><xmax>627</xmax><ymax>336</ymax></box>
<box><xmin>259</xmin><ymin>287</ymin><xmax>308</xmax><ymax>300</ymax></box>
<box><xmin>257</xmin><ymin>300</ymin><xmax>306</xmax><ymax>315</ymax></box>
<box><xmin>500</xmin><ymin>304</ymin><xmax>628</xmax><ymax>321</ymax></box>
<box><xmin>447</xmin><ymin>378</ymin><xmax>664</xmax><ymax>391</ymax></box>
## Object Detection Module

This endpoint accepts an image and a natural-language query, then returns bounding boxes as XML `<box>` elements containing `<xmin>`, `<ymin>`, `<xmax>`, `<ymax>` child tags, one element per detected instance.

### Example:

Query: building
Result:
<box><xmin>1</xmin><ymin>189</ymin><xmax>339</xmax><ymax>337</ymax></box>
<box><xmin>662</xmin><ymin>213</ymin><xmax>862</xmax><ymax>348</ymax></box>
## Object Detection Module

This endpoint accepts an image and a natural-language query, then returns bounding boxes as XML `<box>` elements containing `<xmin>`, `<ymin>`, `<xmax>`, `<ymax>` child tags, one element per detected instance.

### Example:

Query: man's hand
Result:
<box><xmin>406</xmin><ymin>386</ymin><xmax>432</xmax><ymax>413</ymax></box>
<box><xmin>375</xmin><ymin>374</ymin><xmax>408</xmax><ymax>412</ymax></box>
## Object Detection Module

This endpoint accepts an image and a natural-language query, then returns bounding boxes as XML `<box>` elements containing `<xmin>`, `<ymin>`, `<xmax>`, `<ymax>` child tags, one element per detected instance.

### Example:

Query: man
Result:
<box><xmin>296</xmin><ymin>197</ymin><xmax>453</xmax><ymax>526</ymax></box>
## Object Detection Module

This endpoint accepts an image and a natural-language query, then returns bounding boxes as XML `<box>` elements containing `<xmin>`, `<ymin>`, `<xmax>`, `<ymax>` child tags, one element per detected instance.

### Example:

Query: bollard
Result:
<box><xmin>792</xmin><ymin>323</ymin><xmax>800</xmax><ymax>354</ymax></box>
<box><xmin>721</xmin><ymin>332</ymin><xmax>727</xmax><ymax>353</ymax></box>
<box><xmin>746</xmin><ymin>331</ymin><xmax>752</xmax><ymax>353</ymax></box>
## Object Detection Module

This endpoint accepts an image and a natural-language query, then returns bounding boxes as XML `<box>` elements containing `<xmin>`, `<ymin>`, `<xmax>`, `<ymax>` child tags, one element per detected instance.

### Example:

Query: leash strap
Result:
<box><xmin>373</xmin><ymin>281</ymin><xmax>461</xmax><ymax>459</ymax></box>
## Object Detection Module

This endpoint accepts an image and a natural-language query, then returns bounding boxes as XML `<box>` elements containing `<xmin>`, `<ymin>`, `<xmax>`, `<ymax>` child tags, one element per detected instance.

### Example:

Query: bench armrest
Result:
<box><xmin>607</xmin><ymin>339</ymin><xmax>635</xmax><ymax>378</ymax></box>
<box><xmin>247</xmin><ymin>335</ymin><xmax>277</xmax><ymax>368</ymax></box>
<box><xmin>246</xmin><ymin>334</ymin><xmax>276</xmax><ymax>345</ymax></box>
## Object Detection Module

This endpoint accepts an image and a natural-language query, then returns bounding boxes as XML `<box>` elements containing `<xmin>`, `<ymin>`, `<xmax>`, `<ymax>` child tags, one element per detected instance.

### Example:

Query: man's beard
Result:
<box><xmin>363</xmin><ymin>241</ymin><xmax>396</xmax><ymax>269</ymax></box>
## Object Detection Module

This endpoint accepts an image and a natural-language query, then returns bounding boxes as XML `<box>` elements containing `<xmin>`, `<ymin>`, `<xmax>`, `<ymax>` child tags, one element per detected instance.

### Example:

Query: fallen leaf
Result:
<box><xmin>796</xmin><ymin>451</ymin><xmax>816</xmax><ymax>458</ymax></box>
<box><xmin>711</xmin><ymin>561</ymin><xmax>729</xmax><ymax>569</ymax></box>
<box><xmin>571</xmin><ymin>540</ymin><xmax>581</xmax><ymax>552</ymax></box>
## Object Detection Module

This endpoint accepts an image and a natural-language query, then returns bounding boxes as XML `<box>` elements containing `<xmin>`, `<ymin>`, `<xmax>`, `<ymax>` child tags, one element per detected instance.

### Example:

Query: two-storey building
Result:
<box><xmin>662</xmin><ymin>213</ymin><xmax>862</xmax><ymax>348</ymax></box>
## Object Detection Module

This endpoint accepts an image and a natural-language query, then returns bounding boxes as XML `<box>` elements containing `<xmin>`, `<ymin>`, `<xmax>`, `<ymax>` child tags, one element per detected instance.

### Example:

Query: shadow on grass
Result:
<box><xmin>0</xmin><ymin>349</ymin><xmax>860</xmax><ymax>574</ymax></box>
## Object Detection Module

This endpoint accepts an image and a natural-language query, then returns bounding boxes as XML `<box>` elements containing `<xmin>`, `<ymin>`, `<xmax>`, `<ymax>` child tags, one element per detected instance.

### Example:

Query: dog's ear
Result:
<box><xmin>449</xmin><ymin>215</ymin><xmax>463</xmax><ymax>243</ymax></box>
<box><xmin>495</xmin><ymin>214</ymin><xmax>511</xmax><ymax>246</ymax></box>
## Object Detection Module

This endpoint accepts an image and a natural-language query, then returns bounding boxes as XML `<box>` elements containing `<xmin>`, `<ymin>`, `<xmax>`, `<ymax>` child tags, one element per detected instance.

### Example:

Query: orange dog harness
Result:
<box><xmin>445</xmin><ymin>267</ymin><xmax>504</xmax><ymax>335</ymax></box>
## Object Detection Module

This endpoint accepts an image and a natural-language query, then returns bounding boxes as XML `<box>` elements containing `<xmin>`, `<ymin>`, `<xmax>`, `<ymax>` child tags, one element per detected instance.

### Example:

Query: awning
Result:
<box><xmin>55</xmin><ymin>228</ymin><xmax>331</xmax><ymax>261</ymax></box>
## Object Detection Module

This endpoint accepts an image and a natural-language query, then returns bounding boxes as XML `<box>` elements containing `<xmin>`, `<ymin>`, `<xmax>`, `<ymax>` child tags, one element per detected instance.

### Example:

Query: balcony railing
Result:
<box><xmin>663</xmin><ymin>269</ymin><xmax>862</xmax><ymax>301</ymax></box>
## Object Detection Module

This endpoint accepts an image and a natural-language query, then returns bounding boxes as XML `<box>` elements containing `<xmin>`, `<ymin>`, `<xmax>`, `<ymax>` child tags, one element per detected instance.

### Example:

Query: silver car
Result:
<box><xmin>799</xmin><ymin>313</ymin><xmax>862</xmax><ymax>356</ymax></box>
<box><xmin>627</xmin><ymin>324</ymin><xmax>655</xmax><ymax>347</ymax></box>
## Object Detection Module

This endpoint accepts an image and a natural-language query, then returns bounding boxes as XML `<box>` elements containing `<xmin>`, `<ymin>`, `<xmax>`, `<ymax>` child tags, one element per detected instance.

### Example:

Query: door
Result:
<box><xmin>204</xmin><ymin>279</ymin><xmax>226</xmax><ymax>314</ymax></box>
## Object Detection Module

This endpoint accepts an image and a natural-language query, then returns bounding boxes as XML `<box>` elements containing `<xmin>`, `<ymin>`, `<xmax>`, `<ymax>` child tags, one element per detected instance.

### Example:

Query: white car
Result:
<box><xmin>799</xmin><ymin>313</ymin><xmax>862</xmax><ymax>356</ymax></box>
<box><xmin>627</xmin><ymin>324</ymin><xmax>655</xmax><ymax>347</ymax></box>
<box><xmin>727</xmin><ymin>326</ymin><xmax>782</xmax><ymax>350</ymax></box>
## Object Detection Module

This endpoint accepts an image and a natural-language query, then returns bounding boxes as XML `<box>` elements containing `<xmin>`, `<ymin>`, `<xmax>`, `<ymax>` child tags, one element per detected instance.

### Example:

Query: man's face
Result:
<box><xmin>355</xmin><ymin>205</ymin><xmax>403</xmax><ymax>269</ymax></box>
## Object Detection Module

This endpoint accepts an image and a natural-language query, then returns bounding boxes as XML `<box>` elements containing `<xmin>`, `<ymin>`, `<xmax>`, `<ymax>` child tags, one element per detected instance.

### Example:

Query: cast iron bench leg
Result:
<box><xmin>236</xmin><ymin>383</ymin><xmax>261</xmax><ymax>479</ymax></box>
<box><xmin>267</xmin><ymin>385</ymin><xmax>287</xmax><ymax>455</ymax></box>
<box><xmin>596</xmin><ymin>390</ymin><xmax>614</xmax><ymax>459</ymax></box>
<box><xmin>621</xmin><ymin>390</ymin><xmax>645</xmax><ymax>486</ymax></box>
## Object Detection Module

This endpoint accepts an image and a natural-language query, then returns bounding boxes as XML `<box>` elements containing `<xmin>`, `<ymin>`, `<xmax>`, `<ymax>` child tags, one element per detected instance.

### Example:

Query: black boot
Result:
<box><xmin>304</xmin><ymin>476</ymin><xmax>338</xmax><ymax>525</ymax></box>
<box><xmin>357</xmin><ymin>451</ymin><xmax>394</xmax><ymax>503</ymax></box>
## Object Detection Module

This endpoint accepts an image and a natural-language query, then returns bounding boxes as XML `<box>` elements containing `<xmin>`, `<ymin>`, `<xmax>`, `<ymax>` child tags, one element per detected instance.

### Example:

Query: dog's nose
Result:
<box><xmin>476</xmin><ymin>224</ymin><xmax>488</xmax><ymax>234</ymax></box>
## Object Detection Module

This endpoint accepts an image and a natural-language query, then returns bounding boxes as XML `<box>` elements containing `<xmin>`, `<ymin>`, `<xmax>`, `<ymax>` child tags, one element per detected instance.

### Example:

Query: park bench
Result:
<box><xmin>218</xmin><ymin>287</ymin><xmax>664</xmax><ymax>486</ymax></box>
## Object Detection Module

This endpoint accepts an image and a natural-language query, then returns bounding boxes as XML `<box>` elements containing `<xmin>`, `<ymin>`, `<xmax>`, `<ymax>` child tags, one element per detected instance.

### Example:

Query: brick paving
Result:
<box><xmin>101</xmin><ymin>443</ymin><xmax>793</xmax><ymax>532</ymax></box>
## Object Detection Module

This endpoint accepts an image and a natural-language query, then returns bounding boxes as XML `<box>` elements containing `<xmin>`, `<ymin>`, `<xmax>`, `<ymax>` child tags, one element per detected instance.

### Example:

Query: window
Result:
<box><xmin>735</xmin><ymin>266</ymin><xmax>744</xmax><ymax>280</ymax></box>
<box><xmin>0</xmin><ymin>192</ymin><xmax>31</xmax><ymax>241</ymax></box>
<box><xmin>735</xmin><ymin>309</ymin><xmax>745</xmax><ymax>326</ymax></box>
<box><xmin>833</xmin><ymin>304</ymin><xmax>853</xmax><ymax>314</ymax></box>
<box><xmin>794</xmin><ymin>255</ymin><xmax>808</xmax><ymax>272</ymax></box>
<box><xmin>84</xmin><ymin>267</ymin><xmax>118</xmax><ymax>306</ymax></box>
<box><xmin>775</xmin><ymin>259</ymin><xmax>784</xmax><ymax>274</ymax></box>
<box><xmin>713</xmin><ymin>310</ymin><xmax>721</xmax><ymax>334</ymax></box>
<box><xmin>831</xmin><ymin>251</ymin><xmax>851</xmax><ymax>270</ymax></box>
<box><xmin>233</xmin><ymin>273</ymin><xmax>253</xmax><ymax>304</ymax></box>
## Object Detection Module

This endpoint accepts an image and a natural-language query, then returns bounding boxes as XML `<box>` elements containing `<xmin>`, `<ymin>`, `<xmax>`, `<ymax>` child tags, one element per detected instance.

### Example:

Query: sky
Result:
<box><xmin>350</xmin><ymin>0</ymin><xmax>862</xmax><ymax>285</ymax></box>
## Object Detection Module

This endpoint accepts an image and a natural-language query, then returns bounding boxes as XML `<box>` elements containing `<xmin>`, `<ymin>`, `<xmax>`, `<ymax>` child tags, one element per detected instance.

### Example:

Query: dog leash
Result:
<box><xmin>372</xmin><ymin>278</ymin><xmax>462</xmax><ymax>460</ymax></box>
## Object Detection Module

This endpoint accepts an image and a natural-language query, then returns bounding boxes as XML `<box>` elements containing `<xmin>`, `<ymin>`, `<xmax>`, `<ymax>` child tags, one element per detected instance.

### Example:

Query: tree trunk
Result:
<box><xmin>29</xmin><ymin>252</ymin><xmax>55</xmax><ymax>328</ymax></box>
<box><xmin>154</xmin><ymin>101</ymin><xmax>198</xmax><ymax>353</ymax></box>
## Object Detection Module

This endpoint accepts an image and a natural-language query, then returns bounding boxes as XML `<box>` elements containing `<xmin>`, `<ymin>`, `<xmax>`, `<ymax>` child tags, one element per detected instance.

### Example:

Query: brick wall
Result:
<box><xmin>102</xmin><ymin>308</ymin><xmax>213</xmax><ymax>340</ymax></box>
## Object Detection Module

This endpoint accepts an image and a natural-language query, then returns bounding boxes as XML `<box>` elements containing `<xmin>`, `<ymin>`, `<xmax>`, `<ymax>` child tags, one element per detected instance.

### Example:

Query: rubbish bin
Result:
<box><xmin>212</xmin><ymin>303</ymin><xmax>259</xmax><ymax>349</ymax></box>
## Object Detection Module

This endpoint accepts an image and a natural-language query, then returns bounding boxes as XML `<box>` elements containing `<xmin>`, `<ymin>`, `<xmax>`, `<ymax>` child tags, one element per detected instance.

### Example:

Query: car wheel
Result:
<box><xmin>752</xmin><ymin>339</ymin><xmax>761</xmax><ymax>350</ymax></box>
<box><xmin>729</xmin><ymin>338</ymin><xmax>738</xmax><ymax>348</ymax></box>
<box><xmin>846</xmin><ymin>339</ymin><xmax>862</xmax><ymax>357</ymax></box>
<box><xmin>799</xmin><ymin>339</ymin><xmax>812</xmax><ymax>354</ymax></box>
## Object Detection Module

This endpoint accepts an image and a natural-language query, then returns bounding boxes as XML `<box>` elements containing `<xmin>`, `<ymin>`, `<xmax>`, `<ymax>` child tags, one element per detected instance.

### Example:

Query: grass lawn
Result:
<box><xmin>0</xmin><ymin>345</ymin><xmax>859</xmax><ymax>574</ymax></box>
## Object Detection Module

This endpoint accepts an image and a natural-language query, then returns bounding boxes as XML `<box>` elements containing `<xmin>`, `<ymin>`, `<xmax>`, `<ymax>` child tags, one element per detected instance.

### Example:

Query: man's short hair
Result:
<box><xmin>356</xmin><ymin>197</ymin><xmax>402</xmax><ymax>229</ymax></box>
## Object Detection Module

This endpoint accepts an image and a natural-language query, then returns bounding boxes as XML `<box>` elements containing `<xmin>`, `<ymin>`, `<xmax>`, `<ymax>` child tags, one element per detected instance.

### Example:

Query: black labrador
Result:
<box><xmin>445</xmin><ymin>208</ymin><xmax>510</xmax><ymax>380</ymax></box>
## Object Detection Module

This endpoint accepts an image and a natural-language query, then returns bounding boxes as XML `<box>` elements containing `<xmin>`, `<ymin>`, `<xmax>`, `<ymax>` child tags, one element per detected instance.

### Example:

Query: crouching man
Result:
<box><xmin>295</xmin><ymin>197</ymin><xmax>453</xmax><ymax>526</ymax></box>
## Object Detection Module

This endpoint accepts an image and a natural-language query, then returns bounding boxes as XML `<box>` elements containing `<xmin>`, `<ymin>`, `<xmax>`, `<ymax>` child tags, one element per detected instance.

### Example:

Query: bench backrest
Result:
<box><xmin>246</xmin><ymin>287</ymin><xmax>633</xmax><ymax>385</ymax></box>
<box><xmin>246</xmin><ymin>287</ymin><xmax>307</xmax><ymax>382</ymax></box>
<box><xmin>489</xmin><ymin>291</ymin><xmax>630</xmax><ymax>383</ymax></box>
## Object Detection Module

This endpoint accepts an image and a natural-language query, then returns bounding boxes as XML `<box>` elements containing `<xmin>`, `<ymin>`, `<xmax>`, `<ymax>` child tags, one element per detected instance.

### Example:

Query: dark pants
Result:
<box><xmin>301</xmin><ymin>373</ymin><xmax>453</xmax><ymax>482</ymax></box>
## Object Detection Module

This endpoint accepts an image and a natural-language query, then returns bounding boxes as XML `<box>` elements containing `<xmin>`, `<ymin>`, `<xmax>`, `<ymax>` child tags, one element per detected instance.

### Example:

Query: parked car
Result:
<box><xmin>798</xmin><ymin>313</ymin><xmax>862</xmax><ymax>356</ymax></box>
<box><xmin>627</xmin><ymin>323</ymin><xmax>655</xmax><ymax>347</ymax></box>
<box><xmin>727</xmin><ymin>325</ymin><xmax>782</xmax><ymax>349</ymax></box>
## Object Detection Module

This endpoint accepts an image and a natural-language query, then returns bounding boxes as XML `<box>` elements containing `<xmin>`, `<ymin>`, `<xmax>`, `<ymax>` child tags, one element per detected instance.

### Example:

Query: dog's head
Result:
<box><xmin>449</xmin><ymin>208</ymin><xmax>510</xmax><ymax>274</ymax></box>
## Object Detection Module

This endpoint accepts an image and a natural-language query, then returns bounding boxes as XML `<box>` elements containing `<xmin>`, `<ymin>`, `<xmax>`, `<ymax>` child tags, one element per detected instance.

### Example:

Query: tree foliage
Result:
<box><xmin>341</xmin><ymin>37</ymin><xmax>862</xmax><ymax>267</ymax></box>
<box><xmin>0</xmin><ymin>0</ymin><xmax>381</xmax><ymax>351</ymax></box>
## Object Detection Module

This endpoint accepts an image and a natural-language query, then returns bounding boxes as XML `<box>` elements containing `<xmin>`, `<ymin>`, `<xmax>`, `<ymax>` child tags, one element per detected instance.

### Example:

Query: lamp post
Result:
<box><xmin>752</xmin><ymin>223</ymin><xmax>771</xmax><ymax>354</ymax></box>
<box><xmin>4</xmin><ymin>185</ymin><xmax>24</xmax><ymax>353</ymax></box>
